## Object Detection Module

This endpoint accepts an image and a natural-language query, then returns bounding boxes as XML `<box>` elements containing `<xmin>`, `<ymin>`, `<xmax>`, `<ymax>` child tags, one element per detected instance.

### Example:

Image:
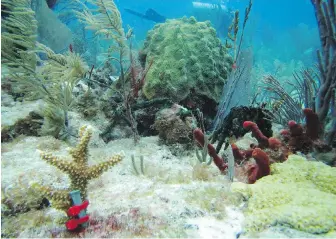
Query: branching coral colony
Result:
<box><xmin>35</xmin><ymin>125</ymin><xmax>123</xmax><ymax>212</ymax></box>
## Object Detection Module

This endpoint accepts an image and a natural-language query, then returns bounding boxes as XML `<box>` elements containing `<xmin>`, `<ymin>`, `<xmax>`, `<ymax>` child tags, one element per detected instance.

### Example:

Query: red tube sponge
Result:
<box><xmin>243</xmin><ymin>121</ymin><xmax>269</xmax><ymax>148</ymax></box>
<box><xmin>268</xmin><ymin>137</ymin><xmax>282</xmax><ymax>150</ymax></box>
<box><xmin>193</xmin><ymin>128</ymin><xmax>228</xmax><ymax>172</ymax></box>
<box><xmin>288</xmin><ymin>120</ymin><xmax>304</xmax><ymax>136</ymax></box>
<box><xmin>303</xmin><ymin>108</ymin><xmax>320</xmax><ymax>140</ymax></box>
<box><xmin>231</xmin><ymin>144</ymin><xmax>253</xmax><ymax>163</ymax></box>
<box><xmin>247</xmin><ymin>148</ymin><xmax>270</xmax><ymax>184</ymax></box>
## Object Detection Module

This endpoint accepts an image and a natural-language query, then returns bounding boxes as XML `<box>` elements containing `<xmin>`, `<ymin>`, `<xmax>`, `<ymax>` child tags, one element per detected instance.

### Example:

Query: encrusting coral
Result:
<box><xmin>35</xmin><ymin>125</ymin><xmax>123</xmax><ymax>211</ymax></box>
<box><xmin>231</xmin><ymin>154</ymin><xmax>336</xmax><ymax>234</ymax></box>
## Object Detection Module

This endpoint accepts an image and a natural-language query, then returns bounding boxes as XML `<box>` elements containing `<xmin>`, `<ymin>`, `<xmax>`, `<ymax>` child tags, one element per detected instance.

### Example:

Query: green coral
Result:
<box><xmin>35</xmin><ymin>125</ymin><xmax>123</xmax><ymax>211</ymax></box>
<box><xmin>231</xmin><ymin>155</ymin><xmax>336</xmax><ymax>234</ymax></box>
<box><xmin>141</xmin><ymin>16</ymin><xmax>233</xmax><ymax>102</ymax></box>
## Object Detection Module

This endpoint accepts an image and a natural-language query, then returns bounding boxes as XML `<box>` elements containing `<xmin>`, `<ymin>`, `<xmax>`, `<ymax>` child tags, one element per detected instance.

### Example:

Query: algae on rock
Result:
<box><xmin>141</xmin><ymin>16</ymin><xmax>233</xmax><ymax>102</ymax></box>
<box><xmin>231</xmin><ymin>154</ymin><xmax>336</xmax><ymax>234</ymax></box>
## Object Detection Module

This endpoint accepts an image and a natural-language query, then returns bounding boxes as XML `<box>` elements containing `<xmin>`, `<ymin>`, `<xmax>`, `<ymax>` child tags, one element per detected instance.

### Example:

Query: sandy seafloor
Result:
<box><xmin>1</xmin><ymin>94</ymin><xmax>334</xmax><ymax>238</ymax></box>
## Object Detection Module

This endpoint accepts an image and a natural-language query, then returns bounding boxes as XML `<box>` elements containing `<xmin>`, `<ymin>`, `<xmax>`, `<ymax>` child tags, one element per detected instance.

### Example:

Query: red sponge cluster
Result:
<box><xmin>233</xmin><ymin>121</ymin><xmax>286</xmax><ymax>183</ymax></box>
<box><xmin>243</xmin><ymin>121</ymin><xmax>282</xmax><ymax>150</ymax></box>
<box><xmin>280</xmin><ymin>108</ymin><xmax>328</xmax><ymax>154</ymax></box>
<box><xmin>193</xmin><ymin>128</ymin><xmax>228</xmax><ymax>172</ymax></box>
<box><xmin>193</xmin><ymin>108</ymin><xmax>329</xmax><ymax>184</ymax></box>
<box><xmin>243</xmin><ymin>121</ymin><xmax>270</xmax><ymax>148</ymax></box>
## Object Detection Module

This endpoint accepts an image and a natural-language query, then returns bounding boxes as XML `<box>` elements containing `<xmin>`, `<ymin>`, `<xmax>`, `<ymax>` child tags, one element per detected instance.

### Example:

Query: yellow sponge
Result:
<box><xmin>231</xmin><ymin>155</ymin><xmax>336</xmax><ymax>234</ymax></box>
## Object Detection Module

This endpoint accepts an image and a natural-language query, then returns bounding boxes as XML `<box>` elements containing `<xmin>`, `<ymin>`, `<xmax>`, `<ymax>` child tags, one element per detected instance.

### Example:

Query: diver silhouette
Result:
<box><xmin>124</xmin><ymin>8</ymin><xmax>166</xmax><ymax>23</ymax></box>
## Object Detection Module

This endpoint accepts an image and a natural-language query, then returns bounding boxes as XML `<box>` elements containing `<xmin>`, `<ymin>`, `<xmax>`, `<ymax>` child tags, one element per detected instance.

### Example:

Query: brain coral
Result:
<box><xmin>140</xmin><ymin>16</ymin><xmax>233</xmax><ymax>102</ymax></box>
<box><xmin>231</xmin><ymin>154</ymin><xmax>336</xmax><ymax>234</ymax></box>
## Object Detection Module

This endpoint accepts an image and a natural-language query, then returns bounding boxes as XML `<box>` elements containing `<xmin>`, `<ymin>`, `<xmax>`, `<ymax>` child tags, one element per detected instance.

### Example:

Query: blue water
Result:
<box><xmin>56</xmin><ymin>0</ymin><xmax>319</xmax><ymax>69</ymax></box>
<box><xmin>116</xmin><ymin>0</ymin><xmax>318</xmax><ymax>63</ymax></box>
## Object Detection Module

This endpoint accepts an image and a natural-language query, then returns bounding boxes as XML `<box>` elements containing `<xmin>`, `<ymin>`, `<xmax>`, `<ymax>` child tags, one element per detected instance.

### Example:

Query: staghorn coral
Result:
<box><xmin>35</xmin><ymin>125</ymin><xmax>123</xmax><ymax>211</ymax></box>
<box><xmin>231</xmin><ymin>154</ymin><xmax>336</xmax><ymax>234</ymax></box>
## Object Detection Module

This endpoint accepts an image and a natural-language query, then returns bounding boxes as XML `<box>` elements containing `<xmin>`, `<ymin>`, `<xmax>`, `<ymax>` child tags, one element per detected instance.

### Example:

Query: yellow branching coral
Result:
<box><xmin>36</xmin><ymin>125</ymin><xmax>123</xmax><ymax>211</ymax></box>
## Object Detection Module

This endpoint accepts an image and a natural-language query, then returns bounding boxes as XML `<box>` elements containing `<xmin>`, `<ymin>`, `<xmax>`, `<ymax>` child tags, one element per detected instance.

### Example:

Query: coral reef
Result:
<box><xmin>1</xmin><ymin>177</ymin><xmax>49</xmax><ymax>216</ymax></box>
<box><xmin>231</xmin><ymin>154</ymin><xmax>336</xmax><ymax>234</ymax></box>
<box><xmin>1</xmin><ymin>209</ymin><xmax>53</xmax><ymax>238</ymax></box>
<box><xmin>211</xmin><ymin>106</ymin><xmax>273</xmax><ymax>153</ymax></box>
<box><xmin>243</xmin><ymin>121</ymin><xmax>281</xmax><ymax>150</ymax></box>
<box><xmin>140</xmin><ymin>16</ymin><xmax>232</xmax><ymax>102</ymax></box>
<box><xmin>280</xmin><ymin>108</ymin><xmax>332</xmax><ymax>154</ymax></box>
<box><xmin>230</xmin><ymin>107</ymin><xmax>336</xmax><ymax>184</ymax></box>
<box><xmin>1</xmin><ymin>111</ymin><xmax>43</xmax><ymax>142</ymax></box>
<box><xmin>194</xmin><ymin>118</ymin><xmax>271</xmax><ymax>183</ymax></box>
<box><xmin>193</xmin><ymin>128</ymin><xmax>228</xmax><ymax>173</ymax></box>
<box><xmin>154</xmin><ymin>104</ymin><xmax>194</xmax><ymax>145</ymax></box>
<box><xmin>35</xmin><ymin>125</ymin><xmax>123</xmax><ymax>212</ymax></box>
<box><xmin>1</xmin><ymin>0</ymin><xmax>88</xmax><ymax>139</ymax></box>
<box><xmin>229</xmin><ymin>119</ymin><xmax>285</xmax><ymax>183</ymax></box>
<box><xmin>74</xmin><ymin>90</ymin><xmax>98</xmax><ymax>119</ymax></box>
<box><xmin>245</xmin><ymin>148</ymin><xmax>271</xmax><ymax>184</ymax></box>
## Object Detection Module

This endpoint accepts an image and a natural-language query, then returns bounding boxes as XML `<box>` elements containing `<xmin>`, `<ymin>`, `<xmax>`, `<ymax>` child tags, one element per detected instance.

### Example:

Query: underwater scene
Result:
<box><xmin>1</xmin><ymin>0</ymin><xmax>336</xmax><ymax>238</ymax></box>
